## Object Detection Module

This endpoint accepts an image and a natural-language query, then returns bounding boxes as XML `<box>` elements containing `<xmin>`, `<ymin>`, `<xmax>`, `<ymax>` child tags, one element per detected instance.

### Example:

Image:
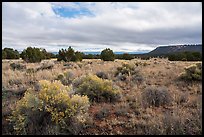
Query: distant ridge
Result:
<box><xmin>52</xmin><ymin>51</ymin><xmax>148</xmax><ymax>55</ymax></box>
<box><xmin>147</xmin><ymin>44</ymin><xmax>202</xmax><ymax>56</ymax></box>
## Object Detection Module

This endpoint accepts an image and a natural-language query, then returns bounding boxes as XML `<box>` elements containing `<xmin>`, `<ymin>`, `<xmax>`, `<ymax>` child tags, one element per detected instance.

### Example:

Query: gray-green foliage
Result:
<box><xmin>115</xmin><ymin>63</ymin><xmax>143</xmax><ymax>82</ymax></box>
<box><xmin>142</xmin><ymin>86</ymin><xmax>173</xmax><ymax>107</ymax></box>
<box><xmin>37</xmin><ymin>62</ymin><xmax>54</xmax><ymax>71</ymax></box>
<box><xmin>10</xmin><ymin>63</ymin><xmax>26</xmax><ymax>71</ymax></box>
<box><xmin>96</xmin><ymin>71</ymin><xmax>108</xmax><ymax>79</ymax></box>
<box><xmin>56</xmin><ymin>71</ymin><xmax>75</xmax><ymax>86</ymax></box>
<box><xmin>180</xmin><ymin>63</ymin><xmax>202</xmax><ymax>81</ymax></box>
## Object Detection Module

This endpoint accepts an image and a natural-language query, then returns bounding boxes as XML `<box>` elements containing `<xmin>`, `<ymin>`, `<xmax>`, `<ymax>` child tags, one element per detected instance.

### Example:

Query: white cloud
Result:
<box><xmin>2</xmin><ymin>2</ymin><xmax>202</xmax><ymax>52</ymax></box>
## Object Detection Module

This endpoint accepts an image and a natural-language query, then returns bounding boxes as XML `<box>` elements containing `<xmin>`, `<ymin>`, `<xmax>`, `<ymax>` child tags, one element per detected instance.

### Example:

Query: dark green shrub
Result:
<box><xmin>168</xmin><ymin>52</ymin><xmax>202</xmax><ymax>61</ymax></box>
<box><xmin>20</xmin><ymin>47</ymin><xmax>44</xmax><ymax>63</ymax></box>
<box><xmin>122</xmin><ymin>53</ymin><xmax>134</xmax><ymax>60</ymax></box>
<box><xmin>40</xmin><ymin>49</ymin><xmax>55</xmax><ymax>59</ymax></box>
<box><xmin>57</xmin><ymin>47</ymin><xmax>83</xmax><ymax>62</ymax></box>
<box><xmin>73</xmin><ymin>51</ymin><xmax>83</xmax><ymax>62</ymax></box>
<box><xmin>2</xmin><ymin>50</ymin><xmax>7</xmax><ymax>59</ymax></box>
<box><xmin>100</xmin><ymin>48</ymin><xmax>115</xmax><ymax>61</ymax></box>
<box><xmin>142</xmin><ymin>86</ymin><xmax>173</xmax><ymax>107</ymax></box>
<box><xmin>2</xmin><ymin>48</ymin><xmax>20</xmax><ymax>59</ymax></box>
<box><xmin>73</xmin><ymin>74</ymin><xmax>121</xmax><ymax>102</ymax></box>
<box><xmin>115</xmin><ymin>53</ymin><xmax>134</xmax><ymax>60</ymax></box>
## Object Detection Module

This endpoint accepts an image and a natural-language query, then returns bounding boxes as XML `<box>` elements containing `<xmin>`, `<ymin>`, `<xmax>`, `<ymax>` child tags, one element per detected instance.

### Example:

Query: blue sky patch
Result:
<box><xmin>52</xmin><ymin>5</ymin><xmax>94</xmax><ymax>18</ymax></box>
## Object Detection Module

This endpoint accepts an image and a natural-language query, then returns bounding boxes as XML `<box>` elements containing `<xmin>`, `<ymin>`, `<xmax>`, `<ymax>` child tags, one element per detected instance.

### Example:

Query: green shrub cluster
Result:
<box><xmin>115</xmin><ymin>53</ymin><xmax>134</xmax><ymax>60</ymax></box>
<box><xmin>168</xmin><ymin>51</ymin><xmax>202</xmax><ymax>61</ymax></box>
<box><xmin>8</xmin><ymin>80</ymin><xmax>90</xmax><ymax>135</ymax></box>
<box><xmin>41</xmin><ymin>49</ymin><xmax>56</xmax><ymax>59</ymax></box>
<box><xmin>82</xmin><ymin>53</ymin><xmax>134</xmax><ymax>60</ymax></box>
<box><xmin>100</xmin><ymin>48</ymin><xmax>115</xmax><ymax>61</ymax></box>
<box><xmin>57</xmin><ymin>46</ymin><xmax>83</xmax><ymax>62</ymax></box>
<box><xmin>141</xmin><ymin>86</ymin><xmax>173</xmax><ymax>107</ymax></box>
<box><xmin>20</xmin><ymin>47</ymin><xmax>53</xmax><ymax>63</ymax></box>
<box><xmin>180</xmin><ymin>63</ymin><xmax>202</xmax><ymax>81</ymax></box>
<box><xmin>2</xmin><ymin>48</ymin><xmax>20</xmax><ymax>59</ymax></box>
<box><xmin>73</xmin><ymin>74</ymin><xmax>121</xmax><ymax>102</ymax></box>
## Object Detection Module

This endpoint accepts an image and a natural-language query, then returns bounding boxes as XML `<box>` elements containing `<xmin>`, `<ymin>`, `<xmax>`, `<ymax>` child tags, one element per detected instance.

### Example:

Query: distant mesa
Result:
<box><xmin>147</xmin><ymin>44</ymin><xmax>202</xmax><ymax>56</ymax></box>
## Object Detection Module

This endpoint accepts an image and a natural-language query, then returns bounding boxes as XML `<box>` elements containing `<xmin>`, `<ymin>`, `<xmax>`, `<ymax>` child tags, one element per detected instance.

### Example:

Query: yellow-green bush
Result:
<box><xmin>8</xmin><ymin>80</ymin><xmax>90</xmax><ymax>135</ymax></box>
<box><xmin>180</xmin><ymin>63</ymin><xmax>202</xmax><ymax>81</ymax></box>
<box><xmin>73</xmin><ymin>74</ymin><xmax>121</xmax><ymax>102</ymax></box>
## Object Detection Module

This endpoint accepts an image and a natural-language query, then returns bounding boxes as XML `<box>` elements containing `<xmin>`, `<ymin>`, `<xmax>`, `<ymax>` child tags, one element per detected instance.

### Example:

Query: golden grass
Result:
<box><xmin>2</xmin><ymin>58</ymin><xmax>202</xmax><ymax>135</ymax></box>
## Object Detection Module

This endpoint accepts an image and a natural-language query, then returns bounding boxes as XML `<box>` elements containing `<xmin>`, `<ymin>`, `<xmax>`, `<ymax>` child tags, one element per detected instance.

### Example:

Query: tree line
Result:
<box><xmin>168</xmin><ymin>51</ymin><xmax>202</xmax><ymax>61</ymax></box>
<box><xmin>2</xmin><ymin>47</ymin><xmax>202</xmax><ymax>63</ymax></box>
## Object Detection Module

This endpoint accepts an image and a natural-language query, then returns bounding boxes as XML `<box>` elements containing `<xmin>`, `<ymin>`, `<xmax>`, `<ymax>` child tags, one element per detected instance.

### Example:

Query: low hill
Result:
<box><xmin>147</xmin><ymin>44</ymin><xmax>202</xmax><ymax>56</ymax></box>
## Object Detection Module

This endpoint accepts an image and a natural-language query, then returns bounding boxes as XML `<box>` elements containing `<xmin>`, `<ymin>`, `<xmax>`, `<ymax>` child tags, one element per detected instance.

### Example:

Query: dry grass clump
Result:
<box><xmin>175</xmin><ymin>92</ymin><xmax>189</xmax><ymax>105</ymax></box>
<box><xmin>2</xmin><ymin>69</ymin><xmax>26</xmax><ymax>90</ymax></box>
<box><xmin>36</xmin><ymin>61</ymin><xmax>54</xmax><ymax>71</ymax></box>
<box><xmin>95</xmin><ymin>107</ymin><xmax>111</xmax><ymax>120</ymax></box>
<box><xmin>73</xmin><ymin>74</ymin><xmax>121</xmax><ymax>102</ymax></box>
<box><xmin>35</xmin><ymin>68</ymin><xmax>63</xmax><ymax>81</ymax></box>
<box><xmin>8</xmin><ymin>80</ymin><xmax>90</xmax><ymax>135</ymax></box>
<box><xmin>114</xmin><ymin>102</ymin><xmax>130</xmax><ymax>117</ymax></box>
<box><xmin>141</xmin><ymin>86</ymin><xmax>173</xmax><ymax>107</ymax></box>
<box><xmin>126</xmin><ymin>92</ymin><xmax>142</xmax><ymax>115</ymax></box>
<box><xmin>160</xmin><ymin>107</ymin><xmax>201</xmax><ymax>135</ymax></box>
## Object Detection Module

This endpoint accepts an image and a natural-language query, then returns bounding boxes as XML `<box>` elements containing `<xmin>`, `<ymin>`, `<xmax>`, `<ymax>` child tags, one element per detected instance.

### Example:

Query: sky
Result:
<box><xmin>2</xmin><ymin>2</ymin><xmax>202</xmax><ymax>53</ymax></box>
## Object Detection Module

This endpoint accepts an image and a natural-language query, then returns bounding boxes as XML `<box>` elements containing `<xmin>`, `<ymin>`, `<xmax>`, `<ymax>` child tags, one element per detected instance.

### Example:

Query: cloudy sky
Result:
<box><xmin>2</xmin><ymin>2</ymin><xmax>202</xmax><ymax>53</ymax></box>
